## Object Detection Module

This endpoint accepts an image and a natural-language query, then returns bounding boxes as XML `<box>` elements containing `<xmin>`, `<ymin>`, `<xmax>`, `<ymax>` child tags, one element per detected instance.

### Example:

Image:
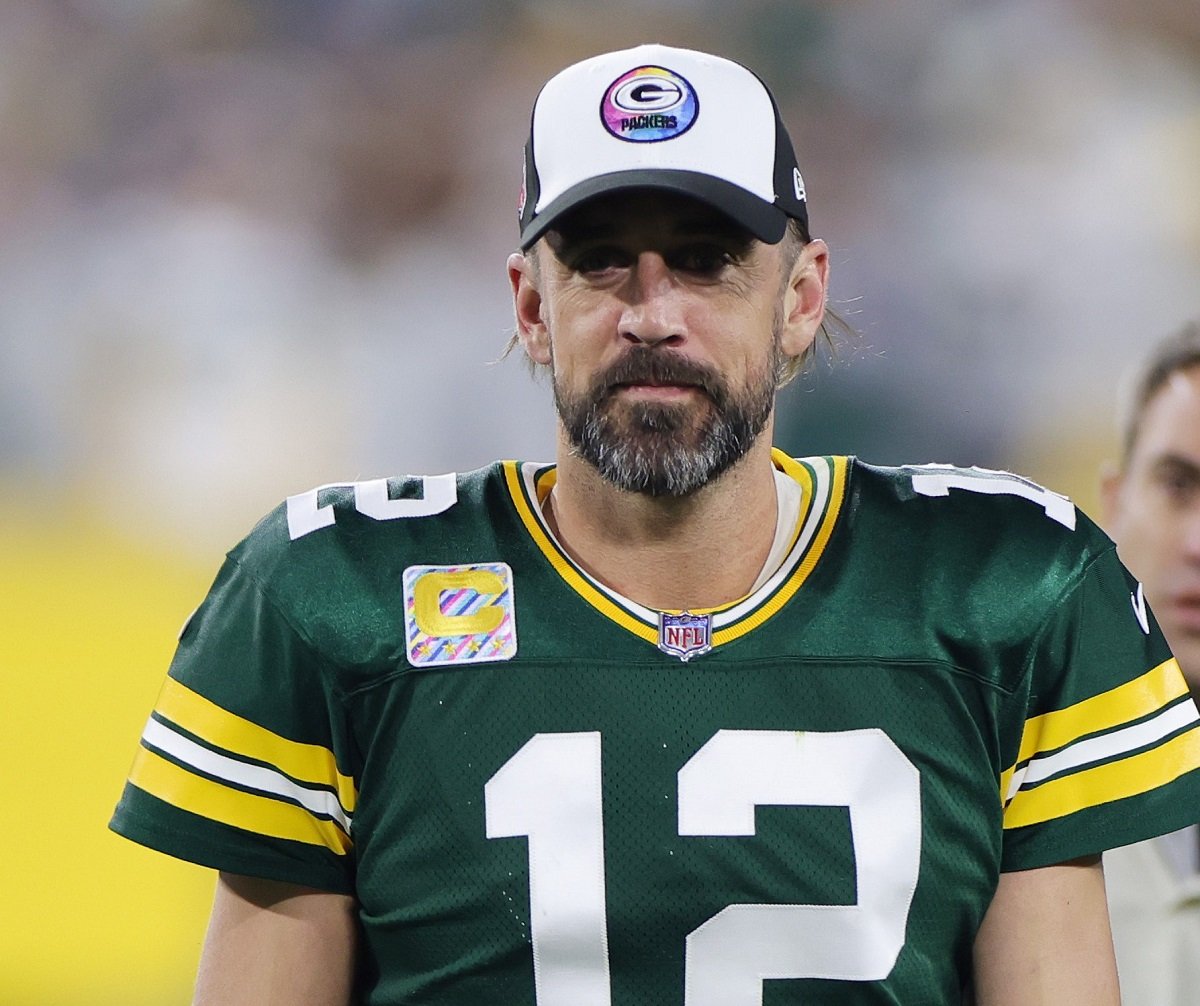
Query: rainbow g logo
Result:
<box><xmin>601</xmin><ymin>65</ymin><xmax>698</xmax><ymax>142</ymax></box>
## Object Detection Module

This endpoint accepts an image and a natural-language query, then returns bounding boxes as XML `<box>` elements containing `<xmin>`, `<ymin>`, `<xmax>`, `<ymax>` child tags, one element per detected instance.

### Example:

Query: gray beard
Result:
<box><xmin>553</xmin><ymin>346</ymin><xmax>778</xmax><ymax>497</ymax></box>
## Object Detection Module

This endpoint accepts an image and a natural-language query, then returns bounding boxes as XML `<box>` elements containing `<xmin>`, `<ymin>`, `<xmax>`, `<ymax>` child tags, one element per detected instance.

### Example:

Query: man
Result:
<box><xmin>110</xmin><ymin>44</ymin><xmax>1200</xmax><ymax>1004</ymax></box>
<box><xmin>1101</xmin><ymin>320</ymin><xmax>1200</xmax><ymax>1006</ymax></box>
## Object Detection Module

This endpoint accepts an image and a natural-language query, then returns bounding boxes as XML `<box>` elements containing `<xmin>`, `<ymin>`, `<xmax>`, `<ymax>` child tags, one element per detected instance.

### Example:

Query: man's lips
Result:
<box><xmin>594</xmin><ymin>350</ymin><xmax>723</xmax><ymax>407</ymax></box>
<box><xmin>608</xmin><ymin>379</ymin><xmax>705</xmax><ymax>402</ymax></box>
<box><xmin>616</xmin><ymin>380</ymin><xmax>696</xmax><ymax>391</ymax></box>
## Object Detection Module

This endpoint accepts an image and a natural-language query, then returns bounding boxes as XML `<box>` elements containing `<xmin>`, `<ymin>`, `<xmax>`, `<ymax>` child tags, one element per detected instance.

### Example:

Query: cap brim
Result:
<box><xmin>519</xmin><ymin>169</ymin><xmax>788</xmax><ymax>250</ymax></box>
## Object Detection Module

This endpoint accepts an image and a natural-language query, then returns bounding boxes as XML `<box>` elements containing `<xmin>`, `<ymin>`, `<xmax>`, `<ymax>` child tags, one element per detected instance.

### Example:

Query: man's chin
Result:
<box><xmin>616</xmin><ymin>427</ymin><xmax>712</xmax><ymax>456</ymax></box>
<box><xmin>606</xmin><ymin>398</ymin><xmax>711</xmax><ymax>435</ymax></box>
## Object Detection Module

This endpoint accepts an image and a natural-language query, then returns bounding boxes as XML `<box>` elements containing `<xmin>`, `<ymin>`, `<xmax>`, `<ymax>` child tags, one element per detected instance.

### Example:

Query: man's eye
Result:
<box><xmin>1166</xmin><ymin>477</ymin><xmax>1198</xmax><ymax>500</ymax></box>
<box><xmin>1156</xmin><ymin>468</ymin><xmax>1200</xmax><ymax>504</ymax></box>
<box><xmin>572</xmin><ymin>248</ymin><xmax>628</xmax><ymax>274</ymax></box>
<box><xmin>671</xmin><ymin>245</ymin><xmax>734</xmax><ymax>274</ymax></box>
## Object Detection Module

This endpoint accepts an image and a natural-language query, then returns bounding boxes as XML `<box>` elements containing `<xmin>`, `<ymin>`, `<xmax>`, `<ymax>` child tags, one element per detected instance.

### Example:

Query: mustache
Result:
<box><xmin>592</xmin><ymin>349</ymin><xmax>726</xmax><ymax>405</ymax></box>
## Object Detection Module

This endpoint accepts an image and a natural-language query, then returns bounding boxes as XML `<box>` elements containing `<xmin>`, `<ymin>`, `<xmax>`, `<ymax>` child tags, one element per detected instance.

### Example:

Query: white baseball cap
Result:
<box><xmin>517</xmin><ymin>43</ymin><xmax>808</xmax><ymax>250</ymax></box>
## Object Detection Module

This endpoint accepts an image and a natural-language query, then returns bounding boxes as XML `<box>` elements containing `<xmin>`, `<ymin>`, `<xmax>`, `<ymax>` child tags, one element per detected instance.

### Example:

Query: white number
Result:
<box><xmin>484</xmin><ymin>733</ymin><xmax>612</xmax><ymax>1006</ymax></box>
<box><xmin>485</xmin><ymin>729</ymin><xmax>922</xmax><ymax>1005</ymax></box>
<box><xmin>285</xmin><ymin>474</ymin><xmax>457</xmax><ymax>540</ymax></box>
<box><xmin>679</xmin><ymin>730</ymin><xmax>920</xmax><ymax>1004</ymax></box>
<box><xmin>909</xmin><ymin>464</ymin><xmax>1076</xmax><ymax>529</ymax></box>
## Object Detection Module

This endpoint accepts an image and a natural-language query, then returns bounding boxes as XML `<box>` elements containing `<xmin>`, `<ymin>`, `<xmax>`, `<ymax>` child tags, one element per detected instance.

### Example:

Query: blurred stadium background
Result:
<box><xmin>1</xmin><ymin>1</ymin><xmax>1197</xmax><ymax>1002</ymax></box>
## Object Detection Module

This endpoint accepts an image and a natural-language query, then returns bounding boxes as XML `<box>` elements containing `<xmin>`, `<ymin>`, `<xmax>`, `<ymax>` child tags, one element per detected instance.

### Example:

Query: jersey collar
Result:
<box><xmin>502</xmin><ymin>449</ymin><xmax>849</xmax><ymax>651</ymax></box>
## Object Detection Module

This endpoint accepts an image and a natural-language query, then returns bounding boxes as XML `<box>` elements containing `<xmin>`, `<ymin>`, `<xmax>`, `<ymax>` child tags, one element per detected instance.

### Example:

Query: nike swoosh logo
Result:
<box><xmin>1131</xmin><ymin>582</ymin><xmax>1150</xmax><ymax>635</ymax></box>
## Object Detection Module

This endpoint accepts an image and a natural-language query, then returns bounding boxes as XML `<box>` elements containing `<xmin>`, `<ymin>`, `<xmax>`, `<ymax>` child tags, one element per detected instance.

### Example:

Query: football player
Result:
<box><xmin>112</xmin><ymin>44</ymin><xmax>1200</xmax><ymax>1005</ymax></box>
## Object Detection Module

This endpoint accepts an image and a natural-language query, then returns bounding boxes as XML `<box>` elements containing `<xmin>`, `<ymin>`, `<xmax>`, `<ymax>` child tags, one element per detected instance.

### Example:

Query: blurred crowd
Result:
<box><xmin>1</xmin><ymin>0</ymin><xmax>1198</xmax><ymax>551</ymax></box>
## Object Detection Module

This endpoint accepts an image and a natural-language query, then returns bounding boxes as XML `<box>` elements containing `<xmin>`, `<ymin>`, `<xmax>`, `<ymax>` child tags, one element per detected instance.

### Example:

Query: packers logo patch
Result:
<box><xmin>601</xmin><ymin>64</ymin><xmax>698</xmax><ymax>143</ymax></box>
<box><xmin>403</xmin><ymin>563</ymin><xmax>517</xmax><ymax>667</ymax></box>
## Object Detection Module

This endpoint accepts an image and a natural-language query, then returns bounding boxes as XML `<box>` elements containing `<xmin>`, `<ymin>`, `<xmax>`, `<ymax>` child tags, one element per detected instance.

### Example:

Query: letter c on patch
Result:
<box><xmin>413</xmin><ymin>569</ymin><xmax>506</xmax><ymax>637</ymax></box>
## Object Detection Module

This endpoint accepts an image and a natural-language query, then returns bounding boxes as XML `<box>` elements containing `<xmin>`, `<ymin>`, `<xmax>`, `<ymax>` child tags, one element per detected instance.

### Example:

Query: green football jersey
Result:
<box><xmin>111</xmin><ymin>453</ymin><xmax>1200</xmax><ymax>1004</ymax></box>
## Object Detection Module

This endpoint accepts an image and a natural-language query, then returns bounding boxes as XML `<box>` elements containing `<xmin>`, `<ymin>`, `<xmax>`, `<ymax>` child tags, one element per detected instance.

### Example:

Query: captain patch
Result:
<box><xmin>403</xmin><ymin>563</ymin><xmax>517</xmax><ymax>667</ymax></box>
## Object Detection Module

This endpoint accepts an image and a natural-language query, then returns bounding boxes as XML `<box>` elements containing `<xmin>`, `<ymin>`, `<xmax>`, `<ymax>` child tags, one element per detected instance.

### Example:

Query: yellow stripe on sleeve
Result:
<box><xmin>1003</xmin><ymin>724</ymin><xmax>1200</xmax><ymax>830</ymax></box>
<box><xmin>1008</xmin><ymin>659</ymin><xmax>1189</xmax><ymax>772</ymax></box>
<box><xmin>154</xmin><ymin>676</ymin><xmax>357</xmax><ymax>815</ymax></box>
<box><xmin>129</xmin><ymin>745</ymin><xmax>352</xmax><ymax>853</ymax></box>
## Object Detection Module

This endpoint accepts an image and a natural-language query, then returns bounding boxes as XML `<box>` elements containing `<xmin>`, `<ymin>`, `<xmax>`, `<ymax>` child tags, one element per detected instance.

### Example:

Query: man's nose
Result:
<box><xmin>619</xmin><ymin>253</ymin><xmax>686</xmax><ymax>348</ymax></box>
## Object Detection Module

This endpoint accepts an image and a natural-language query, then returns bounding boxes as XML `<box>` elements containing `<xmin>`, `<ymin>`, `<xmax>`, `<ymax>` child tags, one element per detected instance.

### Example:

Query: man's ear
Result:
<box><xmin>508</xmin><ymin>251</ymin><xmax>551</xmax><ymax>366</ymax></box>
<box><xmin>778</xmin><ymin>238</ymin><xmax>830</xmax><ymax>362</ymax></box>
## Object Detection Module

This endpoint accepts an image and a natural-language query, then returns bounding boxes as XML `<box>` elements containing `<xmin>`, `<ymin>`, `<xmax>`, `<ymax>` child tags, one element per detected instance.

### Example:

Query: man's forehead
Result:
<box><xmin>1160</xmin><ymin>367</ymin><xmax>1200</xmax><ymax>406</ymax></box>
<box><xmin>1146</xmin><ymin>367</ymin><xmax>1200</xmax><ymax>425</ymax></box>
<box><xmin>1136</xmin><ymin>366</ymin><xmax>1200</xmax><ymax>459</ymax></box>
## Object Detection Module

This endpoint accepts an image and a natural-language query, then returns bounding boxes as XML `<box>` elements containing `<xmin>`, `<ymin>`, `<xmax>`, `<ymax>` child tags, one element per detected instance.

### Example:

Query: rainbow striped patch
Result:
<box><xmin>403</xmin><ymin>563</ymin><xmax>518</xmax><ymax>667</ymax></box>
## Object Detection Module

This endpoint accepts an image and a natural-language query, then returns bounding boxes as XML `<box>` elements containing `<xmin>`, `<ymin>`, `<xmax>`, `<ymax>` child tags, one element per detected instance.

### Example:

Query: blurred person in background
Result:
<box><xmin>108</xmin><ymin>44</ymin><xmax>1200</xmax><ymax>1005</ymax></box>
<box><xmin>1101</xmin><ymin>320</ymin><xmax>1200</xmax><ymax>1006</ymax></box>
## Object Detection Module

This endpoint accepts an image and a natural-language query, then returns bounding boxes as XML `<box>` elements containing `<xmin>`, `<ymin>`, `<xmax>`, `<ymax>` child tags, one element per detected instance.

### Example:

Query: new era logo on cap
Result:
<box><xmin>518</xmin><ymin>43</ymin><xmax>808</xmax><ymax>249</ymax></box>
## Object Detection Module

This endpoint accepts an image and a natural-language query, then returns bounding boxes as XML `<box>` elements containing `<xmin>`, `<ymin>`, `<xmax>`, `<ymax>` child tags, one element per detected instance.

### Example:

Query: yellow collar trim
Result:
<box><xmin>503</xmin><ymin>450</ymin><xmax>849</xmax><ymax>650</ymax></box>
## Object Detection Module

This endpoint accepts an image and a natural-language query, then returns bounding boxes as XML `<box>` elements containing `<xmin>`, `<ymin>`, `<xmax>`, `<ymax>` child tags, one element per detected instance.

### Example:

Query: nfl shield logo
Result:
<box><xmin>658</xmin><ymin>611</ymin><xmax>713</xmax><ymax>662</ymax></box>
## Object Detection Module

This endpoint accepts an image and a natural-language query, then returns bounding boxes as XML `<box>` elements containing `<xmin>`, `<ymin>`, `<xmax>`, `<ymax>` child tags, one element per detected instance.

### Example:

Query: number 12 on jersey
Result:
<box><xmin>485</xmin><ymin>729</ymin><xmax>922</xmax><ymax>1005</ymax></box>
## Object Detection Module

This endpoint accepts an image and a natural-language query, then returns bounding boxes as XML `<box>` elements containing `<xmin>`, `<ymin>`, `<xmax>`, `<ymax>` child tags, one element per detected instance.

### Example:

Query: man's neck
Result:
<box><xmin>544</xmin><ymin>437</ymin><xmax>782</xmax><ymax>611</ymax></box>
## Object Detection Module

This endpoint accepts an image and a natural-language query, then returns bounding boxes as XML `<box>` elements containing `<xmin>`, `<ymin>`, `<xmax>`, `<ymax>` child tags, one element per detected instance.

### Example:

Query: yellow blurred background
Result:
<box><xmin>0</xmin><ymin>493</ymin><xmax>213</xmax><ymax>1004</ymax></box>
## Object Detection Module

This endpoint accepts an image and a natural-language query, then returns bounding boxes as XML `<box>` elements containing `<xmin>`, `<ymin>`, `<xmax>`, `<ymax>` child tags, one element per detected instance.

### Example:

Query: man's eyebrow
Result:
<box><xmin>1149</xmin><ymin>453</ymin><xmax>1200</xmax><ymax>479</ymax></box>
